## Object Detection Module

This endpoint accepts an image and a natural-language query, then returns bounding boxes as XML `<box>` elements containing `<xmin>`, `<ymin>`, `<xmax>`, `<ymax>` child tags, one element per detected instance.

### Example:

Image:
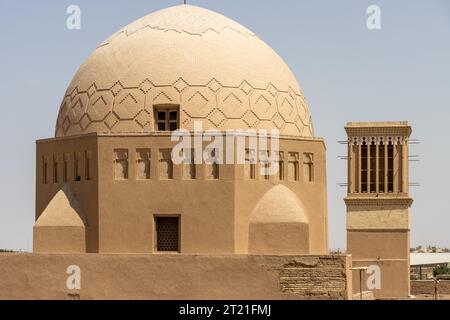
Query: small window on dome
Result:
<box><xmin>154</xmin><ymin>106</ymin><xmax>179</xmax><ymax>132</ymax></box>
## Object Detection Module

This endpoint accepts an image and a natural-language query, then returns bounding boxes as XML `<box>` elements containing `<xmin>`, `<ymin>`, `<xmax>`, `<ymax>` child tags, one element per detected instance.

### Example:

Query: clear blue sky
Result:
<box><xmin>1</xmin><ymin>0</ymin><xmax>449</xmax><ymax>251</ymax></box>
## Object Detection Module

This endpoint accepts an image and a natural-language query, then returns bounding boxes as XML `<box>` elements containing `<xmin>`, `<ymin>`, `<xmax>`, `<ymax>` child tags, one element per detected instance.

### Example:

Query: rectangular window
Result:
<box><xmin>352</xmin><ymin>144</ymin><xmax>359</xmax><ymax>193</ymax></box>
<box><xmin>154</xmin><ymin>106</ymin><xmax>179</xmax><ymax>132</ymax></box>
<box><xmin>159</xmin><ymin>149</ymin><xmax>173</xmax><ymax>180</ymax></box>
<box><xmin>63</xmin><ymin>153</ymin><xmax>70</xmax><ymax>183</ymax></box>
<box><xmin>136</xmin><ymin>149</ymin><xmax>151</xmax><ymax>180</ymax></box>
<box><xmin>303</xmin><ymin>153</ymin><xmax>314</xmax><ymax>183</ymax></box>
<box><xmin>155</xmin><ymin>216</ymin><xmax>180</xmax><ymax>252</ymax></box>
<box><xmin>74</xmin><ymin>152</ymin><xmax>82</xmax><ymax>182</ymax></box>
<box><xmin>114</xmin><ymin>149</ymin><xmax>128</xmax><ymax>180</ymax></box>
<box><xmin>53</xmin><ymin>155</ymin><xmax>59</xmax><ymax>183</ymax></box>
<box><xmin>387</xmin><ymin>142</ymin><xmax>394</xmax><ymax>192</ymax></box>
<box><xmin>360</xmin><ymin>144</ymin><xmax>368</xmax><ymax>193</ymax></box>
<box><xmin>43</xmin><ymin>156</ymin><xmax>49</xmax><ymax>185</ymax></box>
<box><xmin>278</xmin><ymin>151</ymin><xmax>285</xmax><ymax>181</ymax></box>
<box><xmin>396</xmin><ymin>143</ymin><xmax>403</xmax><ymax>193</ymax></box>
<box><xmin>288</xmin><ymin>152</ymin><xmax>299</xmax><ymax>181</ymax></box>
<box><xmin>244</xmin><ymin>149</ymin><xmax>256</xmax><ymax>180</ymax></box>
<box><xmin>169</xmin><ymin>110</ymin><xmax>179</xmax><ymax>131</ymax></box>
<box><xmin>260</xmin><ymin>150</ymin><xmax>270</xmax><ymax>180</ymax></box>
<box><xmin>157</xmin><ymin>111</ymin><xmax>167</xmax><ymax>131</ymax></box>
<box><xmin>85</xmin><ymin>151</ymin><xmax>92</xmax><ymax>181</ymax></box>
<box><xmin>370</xmin><ymin>143</ymin><xmax>376</xmax><ymax>193</ymax></box>
<box><xmin>205</xmin><ymin>149</ymin><xmax>219</xmax><ymax>180</ymax></box>
<box><xmin>182</xmin><ymin>149</ymin><xmax>196</xmax><ymax>180</ymax></box>
<box><xmin>378</xmin><ymin>142</ymin><xmax>385</xmax><ymax>192</ymax></box>
<box><xmin>210</xmin><ymin>162</ymin><xmax>219</xmax><ymax>180</ymax></box>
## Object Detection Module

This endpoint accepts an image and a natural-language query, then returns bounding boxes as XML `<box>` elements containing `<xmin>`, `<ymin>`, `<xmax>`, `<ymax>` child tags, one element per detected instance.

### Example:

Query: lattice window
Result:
<box><xmin>155</xmin><ymin>217</ymin><xmax>179</xmax><ymax>252</ymax></box>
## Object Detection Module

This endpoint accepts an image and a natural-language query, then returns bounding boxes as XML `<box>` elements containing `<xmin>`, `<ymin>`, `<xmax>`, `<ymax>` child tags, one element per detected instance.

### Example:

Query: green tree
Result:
<box><xmin>433</xmin><ymin>264</ymin><xmax>450</xmax><ymax>277</ymax></box>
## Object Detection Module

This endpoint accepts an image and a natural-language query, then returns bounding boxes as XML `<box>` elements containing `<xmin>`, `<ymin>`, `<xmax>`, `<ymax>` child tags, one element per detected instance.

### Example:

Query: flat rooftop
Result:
<box><xmin>411</xmin><ymin>253</ymin><xmax>450</xmax><ymax>266</ymax></box>
<box><xmin>346</xmin><ymin>121</ymin><xmax>410</xmax><ymax>127</ymax></box>
<box><xmin>345</xmin><ymin>121</ymin><xmax>412</xmax><ymax>136</ymax></box>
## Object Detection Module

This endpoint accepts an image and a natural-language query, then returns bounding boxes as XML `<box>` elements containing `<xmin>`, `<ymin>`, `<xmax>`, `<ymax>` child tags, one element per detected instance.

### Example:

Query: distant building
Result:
<box><xmin>410</xmin><ymin>253</ymin><xmax>450</xmax><ymax>280</ymax></box>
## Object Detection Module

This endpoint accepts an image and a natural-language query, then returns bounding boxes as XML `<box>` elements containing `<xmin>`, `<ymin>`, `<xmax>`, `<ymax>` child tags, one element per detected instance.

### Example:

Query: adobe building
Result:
<box><xmin>0</xmin><ymin>4</ymin><xmax>413</xmax><ymax>300</ymax></box>
<box><xmin>34</xmin><ymin>4</ymin><xmax>327</xmax><ymax>256</ymax></box>
<box><xmin>345</xmin><ymin>122</ymin><xmax>413</xmax><ymax>298</ymax></box>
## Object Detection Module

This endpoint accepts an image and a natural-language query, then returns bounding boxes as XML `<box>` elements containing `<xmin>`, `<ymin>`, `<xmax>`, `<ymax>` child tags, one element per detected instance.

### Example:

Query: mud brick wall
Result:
<box><xmin>0</xmin><ymin>254</ymin><xmax>352</xmax><ymax>300</ymax></box>
<box><xmin>278</xmin><ymin>256</ymin><xmax>351</xmax><ymax>299</ymax></box>
<box><xmin>411</xmin><ymin>280</ymin><xmax>450</xmax><ymax>296</ymax></box>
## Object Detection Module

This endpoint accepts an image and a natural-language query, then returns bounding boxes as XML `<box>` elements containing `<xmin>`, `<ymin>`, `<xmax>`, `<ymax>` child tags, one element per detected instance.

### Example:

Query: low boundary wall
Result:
<box><xmin>0</xmin><ymin>253</ymin><xmax>352</xmax><ymax>300</ymax></box>
<box><xmin>411</xmin><ymin>280</ymin><xmax>450</xmax><ymax>296</ymax></box>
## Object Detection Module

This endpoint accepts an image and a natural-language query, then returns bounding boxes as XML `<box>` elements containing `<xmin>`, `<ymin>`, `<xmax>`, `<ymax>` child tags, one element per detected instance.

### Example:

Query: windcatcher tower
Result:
<box><xmin>345</xmin><ymin>121</ymin><xmax>413</xmax><ymax>299</ymax></box>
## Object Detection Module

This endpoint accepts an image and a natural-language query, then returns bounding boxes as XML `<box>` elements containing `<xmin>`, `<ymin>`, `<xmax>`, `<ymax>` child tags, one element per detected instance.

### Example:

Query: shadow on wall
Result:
<box><xmin>33</xmin><ymin>184</ymin><xmax>87</xmax><ymax>253</ymax></box>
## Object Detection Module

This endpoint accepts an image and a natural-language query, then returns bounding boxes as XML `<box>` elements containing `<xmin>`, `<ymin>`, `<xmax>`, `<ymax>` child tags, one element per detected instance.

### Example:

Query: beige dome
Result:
<box><xmin>55</xmin><ymin>5</ymin><xmax>314</xmax><ymax>138</ymax></box>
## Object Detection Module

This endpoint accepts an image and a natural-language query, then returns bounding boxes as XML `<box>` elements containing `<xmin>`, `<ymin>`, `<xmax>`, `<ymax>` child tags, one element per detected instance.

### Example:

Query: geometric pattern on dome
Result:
<box><xmin>97</xmin><ymin>6</ymin><xmax>257</xmax><ymax>49</ymax></box>
<box><xmin>55</xmin><ymin>77</ymin><xmax>314</xmax><ymax>138</ymax></box>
